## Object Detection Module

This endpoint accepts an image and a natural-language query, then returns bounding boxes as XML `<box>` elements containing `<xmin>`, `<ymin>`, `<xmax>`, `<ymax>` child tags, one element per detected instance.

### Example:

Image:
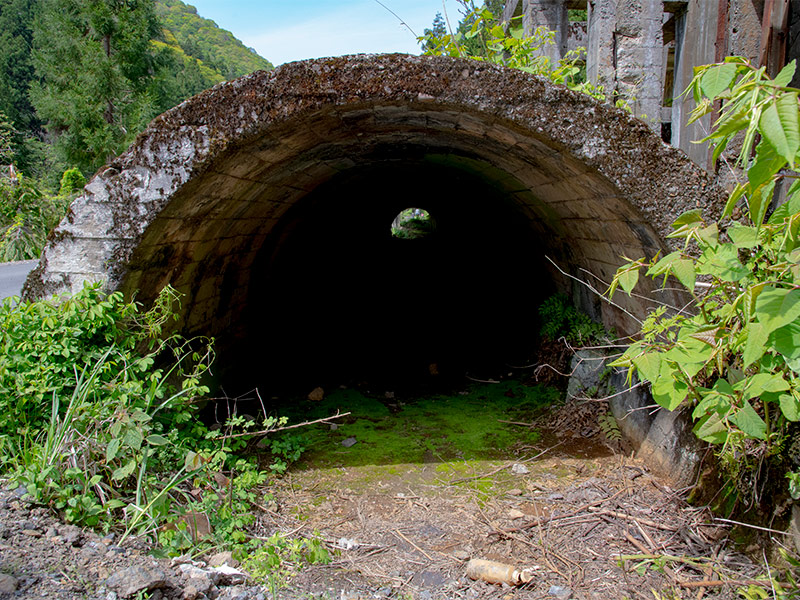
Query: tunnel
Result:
<box><xmin>24</xmin><ymin>54</ymin><xmax>725</xmax><ymax>397</ymax></box>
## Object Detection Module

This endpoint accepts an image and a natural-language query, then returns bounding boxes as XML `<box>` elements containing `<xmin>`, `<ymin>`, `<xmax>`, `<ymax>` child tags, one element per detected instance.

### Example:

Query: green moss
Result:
<box><xmin>277</xmin><ymin>380</ymin><xmax>559</xmax><ymax>469</ymax></box>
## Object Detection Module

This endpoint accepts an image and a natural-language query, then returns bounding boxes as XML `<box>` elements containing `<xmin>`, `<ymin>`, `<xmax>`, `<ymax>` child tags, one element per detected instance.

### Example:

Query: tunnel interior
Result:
<box><xmin>219</xmin><ymin>159</ymin><xmax>554</xmax><ymax>396</ymax></box>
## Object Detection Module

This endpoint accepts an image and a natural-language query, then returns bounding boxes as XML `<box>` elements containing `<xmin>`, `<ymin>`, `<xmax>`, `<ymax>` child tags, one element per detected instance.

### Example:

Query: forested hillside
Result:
<box><xmin>0</xmin><ymin>0</ymin><xmax>273</xmax><ymax>180</ymax></box>
<box><xmin>156</xmin><ymin>0</ymin><xmax>272</xmax><ymax>80</ymax></box>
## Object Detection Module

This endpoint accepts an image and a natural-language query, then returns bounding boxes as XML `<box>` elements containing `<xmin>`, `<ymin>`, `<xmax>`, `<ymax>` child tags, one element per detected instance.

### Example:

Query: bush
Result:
<box><xmin>0</xmin><ymin>171</ymin><xmax>69</xmax><ymax>261</ymax></box>
<box><xmin>608</xmin><ymin>58</ymin><xmax>800</xmax><ymax>512</ymax></box>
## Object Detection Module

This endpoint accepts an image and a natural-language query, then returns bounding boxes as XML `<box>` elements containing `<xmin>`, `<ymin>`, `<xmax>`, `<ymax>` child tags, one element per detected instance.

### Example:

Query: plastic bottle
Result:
<box><xmin>465</xmin><ymin>558</ymin><xmax>535</xmax><ymax>586</ymax></box>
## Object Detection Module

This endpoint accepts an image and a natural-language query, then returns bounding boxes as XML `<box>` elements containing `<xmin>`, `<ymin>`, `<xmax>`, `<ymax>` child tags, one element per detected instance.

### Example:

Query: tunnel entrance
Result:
<box><xmin>219</xmin><ymin>160</ymin><xmax>552</xmax><ymax>396</ymax></box>
<box><xmin>24</xmin><ymin>53</ymin><xmax>723</xmax><ymax>414</ymax></box>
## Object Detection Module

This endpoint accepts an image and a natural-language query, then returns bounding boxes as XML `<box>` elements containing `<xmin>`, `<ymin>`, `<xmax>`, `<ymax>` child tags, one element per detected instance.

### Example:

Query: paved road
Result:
<box><xmin>0</xmin><ymin>259</ymin><xmax>37</xmax><ymax>301</ymax></box>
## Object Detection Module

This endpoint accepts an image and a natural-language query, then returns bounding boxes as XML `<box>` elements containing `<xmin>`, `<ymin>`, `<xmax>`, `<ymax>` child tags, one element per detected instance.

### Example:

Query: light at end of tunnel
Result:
<box><xmin>391</xmin><ymin>208</ymin><xmax>436</xmax><ymax>240</ymax></box>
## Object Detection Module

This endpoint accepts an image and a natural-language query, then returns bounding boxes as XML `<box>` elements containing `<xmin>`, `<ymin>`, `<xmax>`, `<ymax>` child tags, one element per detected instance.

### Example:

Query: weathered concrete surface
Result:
<box><xmin>24</xmin><ymin>53</ymin><xmax>725</xmax><ymax>480</ymax></box>
<box><xmin>26</xmin><ymin>53</ymin><xmax>722</xmax><ymax>312</ymax></box>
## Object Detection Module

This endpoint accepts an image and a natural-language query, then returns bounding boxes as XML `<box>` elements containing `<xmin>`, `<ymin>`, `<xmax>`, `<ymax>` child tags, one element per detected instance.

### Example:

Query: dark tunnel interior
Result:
<box><xmin>215</xmin><ymin>160</ymin><xmax>555</xmax><ymax>397</ymax></box>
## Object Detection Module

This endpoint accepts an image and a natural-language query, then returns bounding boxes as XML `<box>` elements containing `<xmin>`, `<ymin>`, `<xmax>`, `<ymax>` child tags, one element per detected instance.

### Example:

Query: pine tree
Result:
<box><xmin>0</xmin><ymin>0</ymin><xmax>42</xmax><ymax>172</ymax></box>
<box><xmin>30</xmin><ymin>0</ymin><xmax>160</xmax><ymax>174</ymax></box>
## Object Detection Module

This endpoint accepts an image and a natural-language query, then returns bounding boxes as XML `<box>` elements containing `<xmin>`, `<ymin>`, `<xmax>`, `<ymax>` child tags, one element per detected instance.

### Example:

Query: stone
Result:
<box><xmin>453</xmin><ymin>550</ymin><xmax>470</xmax><ymax>561</ymax></box>
<box><xmin>307</xmin><ymin>387</ymin><xmax>324</xmax><ymax>401</ymax></box>
<box><xmin>61</xmin><ymin>525</ymin><xmax>83</xmax><ymax>546</ymax></box>
<box><xmin>104</xmin><ymin>565</ymin><xmax>170</xmax><ymax>598</ymax></box>
<box><xmin>0</xmin><ymin>573</ymin><xmax>18</xmax><ymax>594</ymax></box>
<box><xmin>183</xmin><ymin>576</ymin><xmax>214</xmax><ymax>600</ymax></box>
<box><xmin>211</xmin><ymin>564</ymin><xmax>249</xmax><ymax>585</ymax></box>
<box><xmin>341</xmin><ymin>437</ymin><xmax>357</xmax><ymax>448</ymax></box>
<box><xmin>511</xmin><ymin>464</ymin><xmax>529</xmax><ymax>475</ymax></box>
<box><xmin>566</xmin><ymin>349</ymin><xmax>609</xmax><ymax>399</ymax></box>
<box><xmin>216</xmin><ymin>585</ymin><xmax>251</xmax><ymax>600</ymax></box>
<box><xmin>208</xmin><ymin>550</ymin><xmax>239</xmax><ymax>568</ymax></box>
<box><xmin>548</xmin><ymin>585</ymin><xmax>572</xmax><ymax>599</ymax></box>
<box><xmin>508</xmin><ymin>509</ymin><xmax>525</xmax><ymax>520</ymax></box>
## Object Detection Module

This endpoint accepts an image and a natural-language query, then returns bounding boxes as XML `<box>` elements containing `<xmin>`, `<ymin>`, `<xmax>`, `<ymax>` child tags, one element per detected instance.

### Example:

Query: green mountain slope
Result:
<box><xmin>155</xmin><ymin>0</ymin><xmax>273</xmax><ymax>81</ymax></box>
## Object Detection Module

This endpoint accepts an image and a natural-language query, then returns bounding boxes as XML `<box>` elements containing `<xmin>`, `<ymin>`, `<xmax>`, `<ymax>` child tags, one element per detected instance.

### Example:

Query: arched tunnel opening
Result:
<box><xmin>24</xmin><ymin>55</ymin><xmax>724</xmax><ymax>476</ymax></box>
<box><xmin>220</xmin><ymin>159</ymin><xmax>553</xmax><ymax>396</ymax></box>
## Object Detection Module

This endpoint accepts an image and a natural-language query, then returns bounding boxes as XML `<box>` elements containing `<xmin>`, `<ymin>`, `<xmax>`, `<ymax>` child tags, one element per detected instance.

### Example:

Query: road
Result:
<box><xmin>0</xmin><ymin>259</ymin><xmax>37</xmax><ymax>301</ymax></box>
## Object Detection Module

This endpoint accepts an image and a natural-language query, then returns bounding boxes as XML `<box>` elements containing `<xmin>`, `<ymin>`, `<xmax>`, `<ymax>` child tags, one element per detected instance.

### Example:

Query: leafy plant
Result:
<box><xmin>607</xmin><ymin>58</ymin><xmax>800</xmax><ymax>510</ymax></box>
<box><xmin>242</xmin><ymin>531</ymin><xmax>330</xmax><ymax>598</ymax></box>
<box><xmin>599</xmin><ymin>412</ymin><xmax>622</xmax><ymax>442</ymax></box>
<box><xmin>5</xmin><ymin>284</ymin><xmax>215</xmax><ymax>529</ymax></box>
<box><xmin>538</xmin><ymin>293</ymin><xmax>606</xmax><ymax>345</ymax></box>
<box><xmin>419</xmin><ymin>2</ymin><xmax>608</xmax><ymax>102</ymax></box>
<box><xmin>0</xmin><ymin>171</ymin><xmax>68</xmax><ymax>261</ymax></box>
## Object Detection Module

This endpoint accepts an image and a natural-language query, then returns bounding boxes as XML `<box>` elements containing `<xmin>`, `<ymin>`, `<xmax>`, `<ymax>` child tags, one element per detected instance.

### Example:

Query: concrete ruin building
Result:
<box><xmin>504</xmin><ymin>0</ymin><xmax>800</xmax><ymax>168</ymax></box>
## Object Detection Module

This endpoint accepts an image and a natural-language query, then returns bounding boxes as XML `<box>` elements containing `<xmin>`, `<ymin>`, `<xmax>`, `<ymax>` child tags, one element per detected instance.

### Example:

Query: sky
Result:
<box><xmin>184</xmin><ymin>0</ymin><xmax>465</xmax><ymax>66</ymax></box>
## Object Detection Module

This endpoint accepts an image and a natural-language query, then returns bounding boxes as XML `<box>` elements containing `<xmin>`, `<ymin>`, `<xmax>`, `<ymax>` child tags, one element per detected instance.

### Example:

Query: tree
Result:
<box><xmin>30</xmin><ymin>0</ymin><xmax>160</xmax><ymax>174</ymax></box>
<box><xmin>421</xmin><ymin>12</ymin><xmax>447</xmax><ymax>52</ymax></box>
<box><xmin>0</xmin><ymin>0</ymin><xmax>43</xmax><ymax>172</ymax></box>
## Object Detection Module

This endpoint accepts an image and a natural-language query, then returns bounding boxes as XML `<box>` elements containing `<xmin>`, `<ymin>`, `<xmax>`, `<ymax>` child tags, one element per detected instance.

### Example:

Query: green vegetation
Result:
<box><xmin>390</xmin><ymin>207</ymin><xmax>436</xmax><ymax>239</ymax></box>
<box><xmin>0</xmin><ymin>0</ymin><xmax>273</xmax><ymax>183</ymax></box>
<box><xmin>538</xmin><ymin>293</ymin><xmax>606</xmax><ymax>346</ymax></box>
<box><xmin>155</xmin><ymin>0</ymin><xmax>272</xmax><ymax>80</ymax></box>
<box><xmin>420</xmin><ymin>1</ymin><xmax>608</xmax><ymax>103</ymax></box>
<box><xmin>0</xmin><ymin>0</ymin><xmax>274</xmax><ymax>261</ymax></box>
<box><xmin>608</xmin><ymin>58</ymin><xmax>800</xmax><ymax>516</ymax></box>
<box><xmin>0</xmin><ymin>284</ymin><xmax>325</xmax><ymax>587</ymax></box>
<box><xmin>278</xmin><ymin>381</ymin><xmax>556</xmax><ymax>468</ymax></box>
<box><xmin>0</xmin><ymin>169</ymin><xmax>70</xmax><ymax>261</ymax></box>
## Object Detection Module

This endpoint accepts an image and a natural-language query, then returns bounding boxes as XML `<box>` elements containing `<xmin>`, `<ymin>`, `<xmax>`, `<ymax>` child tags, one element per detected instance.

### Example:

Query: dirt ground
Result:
<box><xmin>0</xmin><ymin>393</ymin><xmax>785</xmax><ymax>600</ymax></box>
<box><xmin>262</xmin><ymin>406</ymin><xmax>768</xmax><ymax>600</ymax></box>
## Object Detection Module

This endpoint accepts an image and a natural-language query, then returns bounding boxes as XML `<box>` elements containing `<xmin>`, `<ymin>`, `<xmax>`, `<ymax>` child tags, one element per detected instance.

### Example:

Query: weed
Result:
<box><xmin>538</xmin><ymin>293</ymin><xmax>606</xmax><ymax>346</ymax></box>
<box><xmin>598</xmin><ymin>412</ymin><xmax>622</xmax><ymax>442</ymax></box>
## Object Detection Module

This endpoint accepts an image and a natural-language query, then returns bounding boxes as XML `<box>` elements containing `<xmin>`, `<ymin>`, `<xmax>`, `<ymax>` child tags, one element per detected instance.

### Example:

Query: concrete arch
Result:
<box><xmin>25</xmin><ymin>54</ymin><xmax>724</xmax><ymax>390</ymax></box>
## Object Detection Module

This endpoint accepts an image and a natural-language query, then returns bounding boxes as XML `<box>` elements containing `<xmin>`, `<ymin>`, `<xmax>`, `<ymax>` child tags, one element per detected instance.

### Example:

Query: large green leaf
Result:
<box><xmin>747</xmin><ymin>139</ymin><xmax>784</xmax><ymax>191</ymax></box>
<box><xmin>672</xmin><ymin>259</ymin><xmax>697</xmax><ymax>292</ymax></box>
<box><xmin>694</xmin><ymin>412</ymin><xmax>729</xmax><ymax>444</ymax></box>
<box><xmin>742</xmin><ymin>372</ymin><xmax>790</xmax><ymax>401</ymax></box>
<box><xmin>632</xmin><ymin>351</ymin><xmax>662</xmax><ymax>383</ymax></box>
<box><xmin>693</xmin><ymin>379</ymin><xmax>735</xmax><ymax>419</ymax></box>
<box><xmin>743</xmin><ymin>321</ymin><xmax>769</xmax><ymax>368</ymax></box>
<box><xmin>774</xmin><ymin>60</ymin><xmax>797</xmax><ymax>87</ymax></box>
<box><xmin>727</xmin><ymin>223</ymin><xmax>759</xmax><ymax>248</ymax></box>
<box><xmin>780</xmin><ymin>393</ymin><xmax>800</xmax><ymax>422</ymax></box>
<box><xmin>697</xmin><ymin>244</ymin><xmax>749</xmax><ymax>282</ymax></box>
<box><xmin>770</xmin><ymin>322</ymin><xmax>800</xmax><ymax>360</ymax></box>
<box><xmin>618</xmin><ymin>268</ymin><xmax>639</xmax><ymax>295</ymax></box>
<box><xmin>651</xmin><ymin>361</ymin><xmax>689</xmax><ymax>411</ymax></box>
<box><xmin>731</xmin><ymin>400</ymin><xmax>767</xmax><ymax>440</ymax></box>
<box><xmin>112</xmin><ymin>458</ymin><xmax>137</xmax><ymax>481</ymax></box>
<box><xmin>759</xmin><ymin>93</ymin><xmax>800</xmax><ymax>166</ymax></box>
<box><xmin>755</xmin><ymin>286</ymin><xmax>800</xmax><ymax>334</ymax></box>
<box><xmin>700</xmin><ymin>63</ymin><xmax>738</xmax><ymax>99</ymax></box>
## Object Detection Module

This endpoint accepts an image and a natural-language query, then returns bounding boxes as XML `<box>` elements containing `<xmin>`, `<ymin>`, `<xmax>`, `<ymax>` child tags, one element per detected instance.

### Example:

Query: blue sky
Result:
<box><xmin>184</xmin><ymin>0</ymin><xmax>465</xmax><ymax>65</ymax></box>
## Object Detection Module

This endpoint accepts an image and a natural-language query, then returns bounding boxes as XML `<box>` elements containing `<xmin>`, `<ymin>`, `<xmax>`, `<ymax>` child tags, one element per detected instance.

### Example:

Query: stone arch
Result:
<box><xmin>25</xmin><ymin>53</ymin><xmax>724</xmax><ymax>391</ymax></box>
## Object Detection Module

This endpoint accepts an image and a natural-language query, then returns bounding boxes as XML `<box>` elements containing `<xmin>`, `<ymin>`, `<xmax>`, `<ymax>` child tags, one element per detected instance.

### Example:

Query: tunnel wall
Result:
<box><xmin>24</xmin><ymin>54</ymin><xmax>724</xmax><ymax>342</ymax></box>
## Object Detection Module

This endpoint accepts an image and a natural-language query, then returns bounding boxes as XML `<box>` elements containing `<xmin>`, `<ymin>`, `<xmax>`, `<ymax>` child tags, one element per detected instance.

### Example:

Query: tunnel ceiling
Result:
<box><xmin>25</xmin><ymin>54</ymin><xmax>725</xmax><ymax>387</ymax></box>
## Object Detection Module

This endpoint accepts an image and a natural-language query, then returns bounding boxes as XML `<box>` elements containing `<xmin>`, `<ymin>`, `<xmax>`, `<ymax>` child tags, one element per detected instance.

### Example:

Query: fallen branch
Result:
<box><xmin>448</xmin><ymin>442</ymin><xmax>563</xmax><ymax>485</ymax></box>
<box><xmin>393</xmin><ymin>529</ymin><xmax>434</xmax><ymax>562</ymax></box>
<box><xmin>588</xmin><ymin>507</ymin><xmax>678</xmax><ymax>531</ymax></box>
<box><xmin>219</xmin><ymin>411</ymin><xmax>351</xmax><ymax>439</ymax></box>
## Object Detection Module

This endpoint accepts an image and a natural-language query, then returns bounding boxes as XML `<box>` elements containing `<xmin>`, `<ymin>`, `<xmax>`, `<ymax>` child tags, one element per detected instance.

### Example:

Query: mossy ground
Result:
<box><xmin>272</xmin><ymin>379</ymin><xmax>560</xmax><ymax>469</ymax></box>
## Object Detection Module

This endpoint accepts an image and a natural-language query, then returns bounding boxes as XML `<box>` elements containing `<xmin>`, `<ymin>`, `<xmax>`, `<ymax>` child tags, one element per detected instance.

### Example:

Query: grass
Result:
<box><xmin>273</xmin><ymin>379</ymin><xmax>560</xmax><ymax>469</ymax></box>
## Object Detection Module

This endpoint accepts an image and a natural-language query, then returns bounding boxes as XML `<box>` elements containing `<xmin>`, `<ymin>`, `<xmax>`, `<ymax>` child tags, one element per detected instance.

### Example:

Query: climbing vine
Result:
<box><xmin>608</xmin><ymin>57</ymin><xmax>800</xmax><ymax>510</ymax></box>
